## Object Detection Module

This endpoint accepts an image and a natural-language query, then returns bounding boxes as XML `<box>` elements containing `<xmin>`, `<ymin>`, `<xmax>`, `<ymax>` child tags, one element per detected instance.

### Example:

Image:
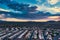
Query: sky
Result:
<box><xmin>0</xmin><ymin>0</ymin><xmax>60</xmax><ymax>22</ymax></box>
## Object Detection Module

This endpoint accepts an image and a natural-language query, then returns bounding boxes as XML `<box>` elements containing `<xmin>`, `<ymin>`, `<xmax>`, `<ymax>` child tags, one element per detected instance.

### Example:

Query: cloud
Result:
<box><xmin>31</xmin><ymin>16</ymin><xmax>60</xmax><ymax>22</ymax></box>
<box><xmin>47</xmin><ymin>7</ymin><xmax>60</xmax><ymax>13</ymax></box>
<box><xmin>0</xmin><ymin>16</ymin><xmax>60</xmax><ymax>22</ymax></box>
<box><xmin>0</xmin><ymin>9</ymin><xmax>50</xmax><ymax>20</ymax></box>
<box><xmin>0</xmin><ymin>8</ymin><xmax>10</xmax><ymax>12</ymax></box>
<box><xmin>0</xmin><ymin>8</ymin><xmax>23</xmax><ymax>14</ymax></box>
<box><xmin>36</xmin><ymin>5</ymin><xmax>60</xmax><ymax>14</ymax></box>
<box><xmin>0</xmin><ymin>14</ymin><xmax>5</xmax><ymax>19</ymax></box>
<box><xmin>0</xmin><ymin>0</ymin><xmax>60</xmax><ymax>14</ymax></box>
<box><xmin>0</xmin><ymin>8</ymin><xmax>60</xmax><ymax>20</ymax></box>
<box><xmin>0</xmin><ymin>0</ymin><xmax>60</xmax><ymax>21</ymax></box>
<box><xmin>0</xmin><ymin>8</ymin><xmax>60</xmax><ymax>22</ymax></box>
<box><xmin>0</xmin><ymin>18</ymin><xmax>29</xmax><ymax>22</ymax></box>
<box><xmin>47</xmin><ymin>0</ymin><xmax>59</xmax><ymax>5</ymax></box>
<box><xmin>36</xmin><ymin>0</ymin><xmax>60</xmax><ymax>14</ymax></box>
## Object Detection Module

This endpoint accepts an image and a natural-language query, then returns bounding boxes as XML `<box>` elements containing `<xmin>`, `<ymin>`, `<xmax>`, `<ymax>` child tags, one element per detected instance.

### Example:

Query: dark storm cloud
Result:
<box><xmin>0</xmin><ymin>9</ymin><xmax>59</xmax><ymax>20</ymax></box>
<box><xmin>0</xmin><ymin>10</ymin><xmax>52</xmax><ymax>20</ymax></box>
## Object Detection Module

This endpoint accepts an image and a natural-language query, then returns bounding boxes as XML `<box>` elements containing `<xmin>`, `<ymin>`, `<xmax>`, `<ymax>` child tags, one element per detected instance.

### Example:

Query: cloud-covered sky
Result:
<box><xmin>14</xmin><ymin>0</ymin><xmax>60</xmax><ymax>14</ymax></box>
<box><xmin>0</xmin><ymin>0</ymin><xmax>60</xmax><ymax>14</ymax></box>
<box><xmin>0</xmin><ymin>0</ymin><xmax>60</xmax><ymax>22</ymax></box>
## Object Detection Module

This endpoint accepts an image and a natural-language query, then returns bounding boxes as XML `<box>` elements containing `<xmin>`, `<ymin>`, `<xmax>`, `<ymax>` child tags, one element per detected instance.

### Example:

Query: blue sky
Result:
<box><xmin>15</xmin><ymin>0</ymin><xmax>60</xmax><ymax>7</ymax></box>
<box><xmin>0</xmin><ymin>0</ymin><xmax>60</xmax><ymax>13</ymax></box>
<box><xmin>15</xmin><ymin>0</ymin><xmax>37</xmax><ymax>4</ymax></box>
<box><xmin>0</xmin><ymin>0</ymin><xmax>60</xmax><ymax>21</ymax></box>
<box><xmin>0</xmin><ymin>0</ymin><xmax>60</xmax><ymax>14</ymax></box>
